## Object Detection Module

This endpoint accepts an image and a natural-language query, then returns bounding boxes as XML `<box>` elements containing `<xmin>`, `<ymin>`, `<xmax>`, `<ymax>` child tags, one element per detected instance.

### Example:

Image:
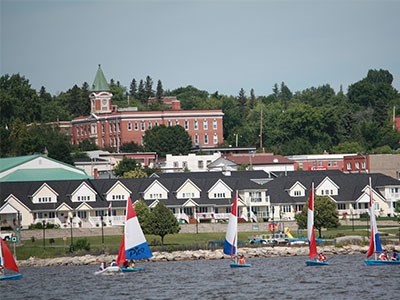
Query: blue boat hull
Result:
<box><xmin>230</xmin><ymin>263</ymin><xmax>251</xmax><ymax>268</ymax></box>
<box><xmin>306</xmin><ymin>260</ymin><xmax>329</xmax><ymax>266</ymax></box>
<box><xmin>120</xmin><ymin>267</ymin><xmax>146</xmax><ymax>272</ymax></box>
<box><xmin>365</xmin><ymin>260</ymin><xmax>400</xmax><ymax>266</ymax></box>
<box><xmin>0</xmin><ymin>274</ymin><xmax>23</xmax><ymax>280</ymax></box>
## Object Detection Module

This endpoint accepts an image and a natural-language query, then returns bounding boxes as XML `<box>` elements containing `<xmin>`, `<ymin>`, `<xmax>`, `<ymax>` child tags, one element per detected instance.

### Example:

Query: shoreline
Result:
<box><xmin>18</xmin><ymin>244</ymin><xmax>399</xmax><ymax>268</ymax></box>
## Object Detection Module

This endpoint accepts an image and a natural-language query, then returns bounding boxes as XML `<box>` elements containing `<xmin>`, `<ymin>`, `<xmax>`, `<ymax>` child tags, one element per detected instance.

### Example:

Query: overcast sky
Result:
<box><xmin>1</xmin><ymin>0</ymin><xmax>399</xmax><ymax>97</ymax></box>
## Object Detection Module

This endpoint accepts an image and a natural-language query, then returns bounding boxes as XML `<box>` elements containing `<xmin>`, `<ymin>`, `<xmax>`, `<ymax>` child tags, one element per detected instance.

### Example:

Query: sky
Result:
<box><xmin>1</xmin><ymin>0</ymin><xmax>400</xmax><ymax>97</ymax></box>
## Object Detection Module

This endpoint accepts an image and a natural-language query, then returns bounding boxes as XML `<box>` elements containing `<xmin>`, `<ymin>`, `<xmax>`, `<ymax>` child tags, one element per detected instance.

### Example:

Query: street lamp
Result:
<box><xmin>101</xmin><ymin>215</ymin><xmax>105</xmax><ymax>254</ymax></box>
<box><xmin>69</xmin><ymin>216</ymin><xmax>74</xmax><ymax>253</ymax></box>
<box><xmin>351</xmin><ymin>206</ymin><xmax>354</xmax><ymax>232</ymax></box>
<box><xmin>42</xmin><ymin>220</ymin><xmax>46</xmax><ymax>249</ymax></box>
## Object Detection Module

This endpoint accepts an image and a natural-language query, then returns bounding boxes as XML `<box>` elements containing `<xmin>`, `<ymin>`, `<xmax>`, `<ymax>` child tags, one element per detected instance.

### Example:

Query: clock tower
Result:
<box><xmin>90</xmin><ymin>64</ymin><xmax>113</xmax><ymax>114</ymax></box>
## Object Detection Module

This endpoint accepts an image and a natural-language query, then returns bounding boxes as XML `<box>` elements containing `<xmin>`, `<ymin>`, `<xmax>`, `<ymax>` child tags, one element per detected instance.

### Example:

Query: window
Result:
<box><xmin>213</xmin><ymin>119</ymin><xmax>217</xmax><ymax>129</ymax></box>
<box><xmin>134</xmin><ymin>122</ymin><xmax>139</xmax><ymax>130</ymax></box>
<box><xmin>203</xmin><ymin>119</ymin><xmax>208</xmax><ymax>130</ymax></box>
<box><xmin>294</xmin><ymin>190</ymin><xmax>302</xmax><ymax>196</ymax></box>
<box><xmin>148</xmin><ymin>121</ymin><xmax>152</xmax><ymax>129</ymax></box>
<box><xmin>168</xmin><ymin>120</ymin><xmax>172</xmax><ymax>127</ymax></box>
<box><xmin>194</xmin><ymin>134</ymin><xmax>199</xmax><ymax>144</ymax></box>
<box><xmin>318</xmin><ymin>161</ymin><xmax>322</xmax><ymax>166</ymax></box>
<box><xmin>155</xmin><ymin>121</ymin><xmax>159</xmax><ymax>127</ymax></box>
<box><xmin>325</xmin><ymin>189</ymin><xmax>329</xmax><ymax>195</ymax></box>
<box><xmin>175</xmin><ymin>120</ymin><xmax>179</xmax><ymax>126</ymax></box>
<box><xmin>199</xmin><ymin>207</ymin><xmax>208</xmax><ymax>213</ymax></box>
<box><xmin>337</xmin><ymin>203</ymin><xmax>346</xmax><ymax>210</ymax></box>
<box><xmin>362</xmin><ymin>161</ymin><xmax>366</xmax><ymax>169</ymax></box>
<box><xmin>149</xmin><ymin>193</ymin><xmax>162</xmax><ymax>199</ymax></box>
<box><xmin>355</xmin><ymin>162</ymin><xmax>360</xmax><ymax>170</ymax></box>
<box><xmin>182</xmin><ymin>192</ymin><xmax>195</xmax><ymax>198</ymax></box>
<box><xmin>111</xmin><ymin>195</ymin><xmax>125</xmax><ymax>200</ymax></box>
<box><xmin>347</xmin><ymin>162</ymin><xmax>352</xmax><ymax>170</ymax></box>
<box><xmin>184</xmin><ymin>120</ymin><xmax>189</xmax><ymax>130</ymax></box>
<box><xmin>141</xmin><ymin>121</ymin><xmax>145</xmax><ymax>131</ymax></box>
<box><xmin>249</xmin><ymin>191</ymin><xmax>262</xmax><ymax>203</ymax></box>
<box><xmin>282</xmin><ymin>205</ymin><xmax>291</xmax><ymax>213</ymax></box>
<box><xmin>213</xmin><ymin>192</ymin><xmax>226</xmax><ymax>198</ymax></box>
<box><xmin>312</xmin><ymin>161</ymin><xmax>317</xmax><ymax>167</ymax></box>
<box><xmin>333</xmin><ymin>161</ymin><xmax>337</xmax><ymax>166</ymax></box>
<box><xmin>128</xmin><ymin>122</ymin><xmax>132</xmax><ymax>131</ymax></box>
<box><xmin>194</xmin><ymin>120</ymin><xmax>198</xmax><ymax>130</ymax></box>
<box><xmin>204</xmin><ymin>134</ymin><xmax>209</xmax><ymax>144</ymax></box>
<box><xmin>198</xmin><ymin>160</ymin><xmax>204</xmax><ymax>169</ymax></box>
<box><xmin>173</xmin><ymin>162</ymin><xmax>179</xmax><ymax>168</ymax></box>
<box><xmin>295</xmin><ymin>205</ymin><xmax>303</xmax><ymax>212</ymax></box>
<box><xmin>213</xmin><ymin>133</ymin><xmax>218</xmax><ymax>144</ymax></box>
<box><xmin>328</xmin><ymin>161</ymin><xmax>332</xmax><ymax>167</ymax></box>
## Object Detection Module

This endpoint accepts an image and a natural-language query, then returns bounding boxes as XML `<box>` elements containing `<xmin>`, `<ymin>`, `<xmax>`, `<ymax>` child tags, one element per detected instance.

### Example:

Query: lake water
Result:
<box><xmin>1</xmin><ymin>254</ymin><xmax>399</xmax><ymax>300</ymax></box>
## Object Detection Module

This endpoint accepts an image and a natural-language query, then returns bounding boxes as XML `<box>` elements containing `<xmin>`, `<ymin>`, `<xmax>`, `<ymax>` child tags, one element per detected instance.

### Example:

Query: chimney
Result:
<box><xmin>93</xmin><ymin>168</ymin><xmax>99</xmax><ymax>179</ymax></box>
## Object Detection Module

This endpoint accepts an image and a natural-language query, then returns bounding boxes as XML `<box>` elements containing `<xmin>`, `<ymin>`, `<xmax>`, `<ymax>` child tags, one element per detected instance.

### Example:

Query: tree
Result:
<box><xmin>134</xmin><ymin>200</ymin><xmax>151</xmax><ymax>234</ymax></box>
<box><xmin>238</xmin><ymin>88</ymin><xmax>246</xmax><ymax>108</ymax></box>
<box><xmin>156</xmin><ymin>80</ymin><xmax>164</xmax><ymax>99</ymax></box>
<box><xmin>144</xmin><ymin>76</ymin><xmax>154</xmax><ymax>101</ymax></box>
<box><xmin>295</xmin><ymin>196</ymin><xmax>340</xmax><ymax>238</ymax></box>
<box><xmin>137</xmin><ymin>80</ymin><xmax>145</xmax><ymax>104</ymax></box>
<box><xmin>113</xmin><ymin>157</ymin><xmax>141</xmax><ymax>177</ymax></box>
<box><xmin>129</xmin><ymin>78</ymin><xmax>137</xmax><ymax>98</ymax></box>
<box><xmin>148</xmin><ymin>202</ymin><xmax>180</xmax><ymax>245</ymax></box>
<box><xmin>143</xmin><ymin>125</ymin><xmax>192</xmax><ymax>157</ymax></box>
<box><xmin>122</xmin><ymin>169</ymin><xmax>148</xmax><ymax>178</ymax></box>
<box><xmin>120</xmin><ymin>141</ymin><xmax>143</xmax><ymax>153</ymax></box>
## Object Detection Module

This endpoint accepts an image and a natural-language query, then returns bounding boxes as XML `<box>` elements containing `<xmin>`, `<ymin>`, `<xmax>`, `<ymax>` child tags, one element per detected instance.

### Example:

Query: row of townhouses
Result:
<box><xmin>1</xmin><ymin>170</ymin><xmax>399</xmax><ymax>230</ymax></box>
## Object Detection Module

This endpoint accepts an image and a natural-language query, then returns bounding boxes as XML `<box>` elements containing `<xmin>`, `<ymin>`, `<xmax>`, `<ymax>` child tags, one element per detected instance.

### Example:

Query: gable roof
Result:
<box><xmin>226</xmin><ymin>153</ymin><xmax>294</xmax><ymax>165</ymax></box>
<box><xmin>0</xmin><ymin>168</ymin><xmax>92</xmax><ymax>182</ymax></box>
<box><xmin>0</xmin><ymin>155</ymin><xmax>41</xmax><ymax>172</ymax></box>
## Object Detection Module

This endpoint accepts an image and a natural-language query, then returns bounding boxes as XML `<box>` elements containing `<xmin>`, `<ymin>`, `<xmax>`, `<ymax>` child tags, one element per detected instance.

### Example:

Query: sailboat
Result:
<box><xmin>223</xmin><ymin>191</ymin><xmax>251</xmax><ymax>268</ymax></box>
<box><xmin>0</xmin><ymin>237</ymin><xmax>23</xmax><ymax>280</ymax></box>
<box><xmin>117</xmin><ymin>197</ymin><xmax>153</xmax><ymax>272</ymax></box>
<box><xmin>365</xmin><ymin>178</ymin><xmax>400</xmax><ymax>266</ymax></box>
<box><xmin>305</xmin><ymin>182</ymin><xmax>329</xmax><ymax>266</ymax></box>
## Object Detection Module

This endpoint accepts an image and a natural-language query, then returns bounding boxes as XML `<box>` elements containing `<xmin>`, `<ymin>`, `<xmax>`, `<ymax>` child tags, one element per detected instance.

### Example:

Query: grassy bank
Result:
<box><xmin>9</xmin><ymin>225</ymin><xmax>399</xmax><ymax>261</ymax></box>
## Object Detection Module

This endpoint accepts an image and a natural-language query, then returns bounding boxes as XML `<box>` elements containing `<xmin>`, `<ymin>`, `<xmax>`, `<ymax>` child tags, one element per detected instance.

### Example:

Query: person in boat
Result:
<box><xmin>122</xmin><ymin>260</ymin><xmax>129</xmax><ymax>268</ymax></box>
<box><xmin>128</xmin><ymin>260</ymin><xmax>135</xmax><ymax>269</ymax></box>
<box><xmin>378</xmin><ymin>250</ymin><xmax>388</xmax><ymax>260</ymax></box>
<box><xmin>391</xmin><ymin>250</ymin><xmax>400</xmax><ymax>261</ymax></box>
<box><xmin>238</xmin><ymin>254</ymin><xmax>246</xmax><ymax>264</ymax></box>
<box><xmin>99</xmin><ymin>261</ymin><xmax>106</xmax><ymax>270</ymax></box>
<box><xmin>110</xmin><ymin>259</ymin><xmax>117</xmax><ymax>266</ymax></box>
<box><xmin>317</xmin><ymin>252</ymin><xmax>327</xmax><ymax>262</ymax></box>
<box><xmin>0</xmin><ymin>264</ymin><xmax>4</xmax><ymax>276</ymax></box>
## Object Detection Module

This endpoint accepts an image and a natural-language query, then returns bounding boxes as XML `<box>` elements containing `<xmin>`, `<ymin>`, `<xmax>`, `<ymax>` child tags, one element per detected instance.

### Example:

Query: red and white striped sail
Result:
<box><xmin>0</xmin><ymin>238</ymin><xmax>20</xmax><ymax>273</ymax></box>
<box><xmin>117</xmin><ymin>197</ymin><xmax>152</xmax><ymax>266</ymax></box>
<box><xmin>366</xmin><ymin>177</ymin><xmax>382</xmax><ymax>258</ymax></box>
<box><xmin>307</xmin><ymin>182</ymin><xmax>318</xmax><ymax>259</ymax></box>
<box><xmin>223</xmin><ymin>191</ymin><xmax>238</xmax><ymax>256</ymax></box>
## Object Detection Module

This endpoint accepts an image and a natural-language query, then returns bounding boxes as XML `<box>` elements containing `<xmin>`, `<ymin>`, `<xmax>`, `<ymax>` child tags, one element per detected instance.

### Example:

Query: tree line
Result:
<box><xmin>1</xmin><ymin>69</ymin><xmax>399</xmax><ymax>164</ymax></box>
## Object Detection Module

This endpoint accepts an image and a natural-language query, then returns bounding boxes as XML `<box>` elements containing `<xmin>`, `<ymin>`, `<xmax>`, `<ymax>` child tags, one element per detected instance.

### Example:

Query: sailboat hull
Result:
<box><xmin>120</xmin><ymin>267</ymin><xmax>146</xmax><ymax>272</ymax></box>
<box><xmin>0</xmin><ymin>273</ymin><xmax>23</xmax><ymax>280</ymax></box>
<box><xmin>365</xmin><ymin>260</ymin><xmax>400</xmax><ymax>266</ymax></box>
<box><xmin>230</xmin><ymin>263</ymin><xmax>251</xmax><ymax>268</ymax></box>
<box><xmin>305</xmin><ymin>260</ymin><xmax>329</xmax><ymax>266</ymax></box>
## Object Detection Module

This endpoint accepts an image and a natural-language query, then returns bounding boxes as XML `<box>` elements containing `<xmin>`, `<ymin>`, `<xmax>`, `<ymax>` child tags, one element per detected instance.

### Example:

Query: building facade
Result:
<box><xmin>71</xmin><ymin>65</ymin><xmax>224</xmax><ymax>149</ymax></box>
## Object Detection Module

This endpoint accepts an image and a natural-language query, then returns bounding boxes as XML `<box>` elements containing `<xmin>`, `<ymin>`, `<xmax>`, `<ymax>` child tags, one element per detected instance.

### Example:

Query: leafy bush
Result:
<box><xmin>74</xmin><ymin>238</ymin><xmax>90</xmax><ymax>251</ymax></box>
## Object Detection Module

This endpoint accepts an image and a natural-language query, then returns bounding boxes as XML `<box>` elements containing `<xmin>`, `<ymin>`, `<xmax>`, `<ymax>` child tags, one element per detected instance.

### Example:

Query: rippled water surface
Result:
<box><xmin>1</xmin><ymin>254</ymin><xmax>399</xmax><ymax>300</ymax></box>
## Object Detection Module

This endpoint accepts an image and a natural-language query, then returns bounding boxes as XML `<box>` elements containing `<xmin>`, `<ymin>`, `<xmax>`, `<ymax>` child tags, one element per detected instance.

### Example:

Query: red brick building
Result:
<box><xmin>71</xmin><ymin>65</ymin><xmax>224</xmax><ymax>149</ymax></box>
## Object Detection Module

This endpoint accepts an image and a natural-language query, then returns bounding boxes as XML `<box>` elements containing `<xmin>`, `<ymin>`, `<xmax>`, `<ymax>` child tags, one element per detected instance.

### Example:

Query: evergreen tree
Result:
<box><xmin>238</xmin><ymin>88</ymin><xmax>246</xmax><ymax>108</ymax></box>
<box><xmin>129</xmin><ymin>78</ymin><xmax>137</xmax><ymax>98</ymax></box>
<box><xmin>144</xmin><ymin>75</ymin><xmax>154</xmax><ymax>103</ymax></box>
<box><xmin>156</xmin><ymin>80</ymin><xmax>164</xmax><ymax>100</ymax></box>
<box><xmin>137</xmin><ymin>79</ymin><xmax>145</xmax><ymax>104</ymax></box>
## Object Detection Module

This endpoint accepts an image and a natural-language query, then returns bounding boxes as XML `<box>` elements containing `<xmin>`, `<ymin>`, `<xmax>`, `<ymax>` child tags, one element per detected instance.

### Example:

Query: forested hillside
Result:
<box><xmin>1</xmin><ymin>69</ymin><xmax>399</xmax><ymax>163</ymax></box>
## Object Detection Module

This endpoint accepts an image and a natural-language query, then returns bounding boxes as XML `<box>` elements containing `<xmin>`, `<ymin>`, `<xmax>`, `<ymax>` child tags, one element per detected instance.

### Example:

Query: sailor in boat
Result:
<box><xmin>317</xmin><ymin>252</ymin><xmax>327</xmax><ymax>262</ymax></box>
<box><xmin>110</xmin><ymin>259</ymin><xmax>118</xmax><ymax>266</ymax></box>
<box><xmin>128</xmin><ymin>260</ymin><xmax>135</xmax><ymax>269</ymax></box>
<box><xmin>378</xmin><ymin>250</ymin><xmax>389</xmax><ymax>261</ymax></box>
<box><xmin>238</xmin><ymin>254</ymin><xmax>246</xmax><ymax>265</ymax></box>
<box><xmin>99</xmin><ymin>262</ymin><xmax>106</xmax><ymax>271</ymax></box>
<box><xmin>391</xmin><ymin>250</ymin><xmax>399</xmax><ymax>261</ymax></box>
<box><xmin>0</xmin><ymin>264</ymin><xmax>4</xmax><ymax>276</ymax></box>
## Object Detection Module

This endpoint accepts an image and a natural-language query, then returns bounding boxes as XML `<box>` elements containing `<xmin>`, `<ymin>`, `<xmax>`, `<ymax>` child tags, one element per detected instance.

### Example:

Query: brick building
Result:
<box><xmin>71</xmin><ymin>65</ymin><xmax>224</xmax><ymax>150</ymax></box>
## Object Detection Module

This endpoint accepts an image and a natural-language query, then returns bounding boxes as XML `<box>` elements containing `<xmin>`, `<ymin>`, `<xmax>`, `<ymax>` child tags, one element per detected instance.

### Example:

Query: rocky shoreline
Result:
<box><xmin>18</xmin><ymin>244</ymin><xmax>399</xmax><ymax>267</ymax></box>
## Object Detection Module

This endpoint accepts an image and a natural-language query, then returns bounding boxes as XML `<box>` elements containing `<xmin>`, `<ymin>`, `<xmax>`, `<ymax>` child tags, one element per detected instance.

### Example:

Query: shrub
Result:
<box><xmin>49</xmin><ymin>238</ymin><xmax>55</xmax><ymax>244</ymax></box>
<box><xmin>31</xmin><ymin>236</ymin><xmax>35</xmax><ymax>243</ymax></box>
<box><xmin>75</xmin><ymin>238</ymin><xmax>90</xmax><ymax>251</ymax></box>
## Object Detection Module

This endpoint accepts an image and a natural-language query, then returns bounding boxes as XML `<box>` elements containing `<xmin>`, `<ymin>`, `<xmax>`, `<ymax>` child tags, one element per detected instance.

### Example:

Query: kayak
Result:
<box><xmin>365</xmin><ymin>260</ymin><xmax>400</xmax><ymax>266</ymax></box>
<box><xmin>0</xmin><ymin>274</ymin><xmax>23</xmax><ymax>280</ymax></box>
<box><xmin>120</xmin><ymin>267</ymin><xmax>146</xmax><ymax>272</ymax></box>
<box><xmin>230</xmin><ymin>263</ymin><xmax>251</xmax><ymax>268</ymax></box>
<box><xmin>306</xmin><ymin>260</ymin><xmax>330</xmax><ymax>266</ymax></box>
